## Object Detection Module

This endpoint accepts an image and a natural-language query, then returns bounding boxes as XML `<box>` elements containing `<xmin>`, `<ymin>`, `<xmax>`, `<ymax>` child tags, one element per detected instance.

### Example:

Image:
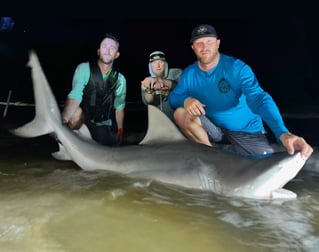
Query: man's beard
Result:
<box><xmin>100</xmin><ymin>55</ymin><xmax>114</xmax><ymax>65</ymax></box>
<box><xmin>101</xmin><ymin>58</ymin><xmax>113</xmax><ymax>65</ymax></box>
<box><xmin>198</xmin><ymin>50</ymin><xmax>217</xmax><ymax>64</ymax></box>
<box><xmin>198</xmin><ymin>55</ymin><xmax>213</xmax><ymax>64</ymax></box>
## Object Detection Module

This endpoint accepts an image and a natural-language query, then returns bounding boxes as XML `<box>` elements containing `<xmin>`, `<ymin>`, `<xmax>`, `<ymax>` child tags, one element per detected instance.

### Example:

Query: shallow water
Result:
<box><xmin>1</xmin><ymin>131</ymin><xmax>319</xmax><ymax>252</ymax></box>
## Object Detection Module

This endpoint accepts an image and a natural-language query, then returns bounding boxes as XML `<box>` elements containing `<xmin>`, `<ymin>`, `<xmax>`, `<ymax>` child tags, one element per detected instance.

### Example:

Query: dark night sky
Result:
<box><xmin>1</xmin><ymin>14</ymin><xmax>318</xmax><ymax>114</ymax></box>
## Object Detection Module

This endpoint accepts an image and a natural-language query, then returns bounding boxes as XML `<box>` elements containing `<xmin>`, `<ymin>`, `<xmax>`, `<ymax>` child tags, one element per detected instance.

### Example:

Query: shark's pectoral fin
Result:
<box><xmin>51</xmin><ymin>126</ymin><xmax>94</xmax><ymax>161</ymax></box>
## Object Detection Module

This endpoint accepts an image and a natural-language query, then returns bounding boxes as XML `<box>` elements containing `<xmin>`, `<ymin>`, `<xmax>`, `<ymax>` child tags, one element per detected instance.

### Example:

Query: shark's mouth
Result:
<box><xmin>269</xmin><ymin>188</ymin><xmax>297</xmax><ymax>200</ymax></box>
<box><xmin>253</xmin><ymin>152</ymin><xmax>306</xmax><ymax>200</ymax></box>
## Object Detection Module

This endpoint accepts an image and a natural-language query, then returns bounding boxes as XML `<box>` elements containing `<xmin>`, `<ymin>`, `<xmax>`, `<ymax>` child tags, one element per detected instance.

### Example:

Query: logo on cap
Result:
<box><xmin>149</xmin><ymin>51</ymin><xmax>166</xmax><ymax>62</ymax></box>
<box><xmin>197</xmin><ymin>26</ymin><xmax>208</xmax><ymax>35</ymax></box>
<box><xmin>190</xmin><ymin>24</ymin><xmax>218</xmax><ymax>44</ymax></box>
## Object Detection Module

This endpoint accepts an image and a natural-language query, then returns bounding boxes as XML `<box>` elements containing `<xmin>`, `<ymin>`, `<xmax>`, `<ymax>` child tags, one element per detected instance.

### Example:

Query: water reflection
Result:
<box><xmin>1</xmin><ymin>134</ymin><xmax>319</xmax><ymax>252</ymax></box>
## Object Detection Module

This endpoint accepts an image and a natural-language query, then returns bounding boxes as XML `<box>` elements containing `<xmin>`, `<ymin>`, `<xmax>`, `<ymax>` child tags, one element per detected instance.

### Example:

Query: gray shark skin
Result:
<box><xmin>10</xmin><ymin>51</ymin><xmax>307</xmax><ymax>200</ymax></box>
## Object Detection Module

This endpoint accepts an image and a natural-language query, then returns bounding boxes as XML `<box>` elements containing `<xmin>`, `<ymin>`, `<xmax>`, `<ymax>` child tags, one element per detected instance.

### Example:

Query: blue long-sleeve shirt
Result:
<box><xmin>168</xmin><ymin>53</ymin><xmax>288</xmax><ymax>142</ymax></box>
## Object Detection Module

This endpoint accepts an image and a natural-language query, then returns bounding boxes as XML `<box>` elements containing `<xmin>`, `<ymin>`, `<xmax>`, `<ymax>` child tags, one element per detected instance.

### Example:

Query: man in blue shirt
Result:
<box><xmin>168</xmin><ymin>24</ymin><xmax>313</xmax><ymax>159</ymax></box>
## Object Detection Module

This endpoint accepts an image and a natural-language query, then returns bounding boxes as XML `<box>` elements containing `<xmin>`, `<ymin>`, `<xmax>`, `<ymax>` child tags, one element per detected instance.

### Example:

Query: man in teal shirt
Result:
<box><xmin>62</xmin><ymin>33</ymin><xmax>126</xmax><ymax>146</ymax></box>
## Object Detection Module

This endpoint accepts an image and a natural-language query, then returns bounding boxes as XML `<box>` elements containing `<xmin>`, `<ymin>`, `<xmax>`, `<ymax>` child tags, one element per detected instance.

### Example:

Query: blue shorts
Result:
<box><xmin>200</xmin><ymin>115</ymin><xmax>274</xmax><ymax>157</ymax></box>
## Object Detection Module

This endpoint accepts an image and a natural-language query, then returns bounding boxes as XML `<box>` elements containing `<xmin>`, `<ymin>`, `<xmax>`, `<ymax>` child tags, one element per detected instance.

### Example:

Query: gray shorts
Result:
<box><xmin>200</xmin><ymin>115</ymin><xmax>274</xmax><ymax>157</ymax></box>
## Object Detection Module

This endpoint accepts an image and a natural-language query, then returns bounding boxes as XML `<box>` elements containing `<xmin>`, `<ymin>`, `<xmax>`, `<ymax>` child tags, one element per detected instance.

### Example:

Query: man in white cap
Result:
<box><xmin>141</xmin><ymin>51</ymin><xmax>182</xmax><ymax>121</ymax></box>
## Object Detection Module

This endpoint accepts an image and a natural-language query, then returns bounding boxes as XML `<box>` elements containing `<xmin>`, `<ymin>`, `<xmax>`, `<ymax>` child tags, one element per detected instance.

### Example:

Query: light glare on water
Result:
<box><xmin>1</xmin><ymin>135</ymin><xmax>319</xmax><ymax>252</ymax></box>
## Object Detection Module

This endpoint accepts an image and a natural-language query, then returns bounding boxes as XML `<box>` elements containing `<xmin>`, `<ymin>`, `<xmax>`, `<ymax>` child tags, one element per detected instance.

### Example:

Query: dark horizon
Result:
<box><xmin>1</xmin><ymin>15</ymin><xmax>318</xmax><ymax>113</ymax></box>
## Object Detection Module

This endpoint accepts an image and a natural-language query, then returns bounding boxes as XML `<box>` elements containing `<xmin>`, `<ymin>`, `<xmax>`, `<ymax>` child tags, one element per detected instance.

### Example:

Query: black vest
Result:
<box><xmin>82</xmin><ymin>61</ymin><xmax>119</xmax><ymax>123</ymax></box>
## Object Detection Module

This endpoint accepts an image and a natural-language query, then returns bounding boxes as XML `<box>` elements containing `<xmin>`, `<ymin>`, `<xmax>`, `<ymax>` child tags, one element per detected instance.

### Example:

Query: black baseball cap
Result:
<box><xmin>190</xmin><ymin>24</ymin><xmax>218</xmax><ymax>44</ymax></box>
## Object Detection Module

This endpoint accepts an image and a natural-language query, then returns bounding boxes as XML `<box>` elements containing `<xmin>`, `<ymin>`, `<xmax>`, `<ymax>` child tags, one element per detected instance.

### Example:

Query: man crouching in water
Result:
<box><xmin>62</xmin><ymin>33</ymin><xmax>126</xmax><ymax>146</ymax></box>
<box><xmin>168</xmin><ymin>24</ymin><xmax>313</xmax><ymax>159</ymax></box>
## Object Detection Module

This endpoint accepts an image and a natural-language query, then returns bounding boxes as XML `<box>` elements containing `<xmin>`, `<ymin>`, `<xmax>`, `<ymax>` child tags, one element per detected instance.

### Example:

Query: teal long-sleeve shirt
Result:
<box><xmin>168</xmin><ymin>53</ymin><xmax>289</xmax><ymax>142</ymax></box>
<box><xmin>67</xmin><ymin>62</ymin><xmax>126</xmax><ymax>111</ymax></box>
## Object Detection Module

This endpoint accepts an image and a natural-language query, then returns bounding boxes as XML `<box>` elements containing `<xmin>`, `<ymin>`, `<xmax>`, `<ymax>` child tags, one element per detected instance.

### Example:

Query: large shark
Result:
<box><xmin>10</xmin><ymin>51</ymin><xmax>307</xmax><ymax>200</ymax></box>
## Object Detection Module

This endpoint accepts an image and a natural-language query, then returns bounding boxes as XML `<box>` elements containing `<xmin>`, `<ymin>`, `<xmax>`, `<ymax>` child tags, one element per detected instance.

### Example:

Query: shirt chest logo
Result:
<box><xmin>218</xmin><ymin>78</ymin><xmax>230</xmax><ymax>93</ymax></box>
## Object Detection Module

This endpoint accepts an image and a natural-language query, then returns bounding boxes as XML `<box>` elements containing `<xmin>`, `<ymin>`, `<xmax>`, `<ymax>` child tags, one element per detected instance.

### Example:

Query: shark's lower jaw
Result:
<box><xmin>269</xmin><ymin>188</ymin><xmax>297</xmax><ymax>200</ymax></box>
<box><xmin>251</xmin><ymin>152</ymin><xmax>305</xmax><ymax>200</ymax></box>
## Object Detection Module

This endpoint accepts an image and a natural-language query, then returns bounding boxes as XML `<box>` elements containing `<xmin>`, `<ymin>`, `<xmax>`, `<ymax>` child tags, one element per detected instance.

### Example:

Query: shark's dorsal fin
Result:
<box><xmin>139</xmin><ymin>105</ymin><xmax>188</xmax><ymax>145</ymax></box>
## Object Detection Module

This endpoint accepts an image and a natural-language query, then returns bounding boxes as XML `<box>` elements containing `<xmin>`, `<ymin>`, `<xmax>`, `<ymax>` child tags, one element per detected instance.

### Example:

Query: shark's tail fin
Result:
<box><xmin>10</xmin><ymin>50</ymin><xmax>62</xmax><ymax>138</ymax></box>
